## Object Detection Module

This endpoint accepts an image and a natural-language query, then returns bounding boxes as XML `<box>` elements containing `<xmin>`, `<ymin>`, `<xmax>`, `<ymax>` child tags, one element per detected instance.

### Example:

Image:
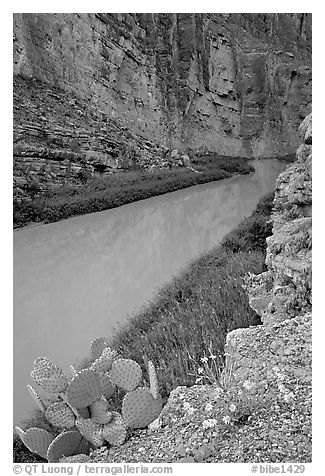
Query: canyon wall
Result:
<box><xmin>13</xmin><ymin>13</ymin><xmax>312</xmax><ymax>189</ymax></box>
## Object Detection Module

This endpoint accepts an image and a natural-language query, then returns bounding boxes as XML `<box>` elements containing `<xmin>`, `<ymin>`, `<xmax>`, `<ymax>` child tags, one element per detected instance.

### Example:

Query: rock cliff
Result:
<box><xmin>13</xmin><ymin>13</ymin><xmax>311</xmax><ymax>190</ymax></box>
<box><xmin>246</xmin><ymin>113</ymin><xmax>312</xmax><ymax>323</ymax></box>
<box><xmin>86</xmin><ymin>114</ymin><xmax>312</xmax><ymax>463</ymax></box>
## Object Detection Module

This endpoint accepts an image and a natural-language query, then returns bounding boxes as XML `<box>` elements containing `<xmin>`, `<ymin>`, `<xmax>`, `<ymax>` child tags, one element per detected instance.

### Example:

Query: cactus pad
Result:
<box><xmin>98</xmin><ymin>372</ymin><xmax>115</xmax><ymax>399</ymax></box>
<box><xmin>90</xmin><ymin>337</ymin><xmax>109</xmax><ymax>360</ymax></box>
<box><xmin>75</xmin><ymin>418</ymin><xmax>104</xmax><ymax>448</ymax></box>
<box><xmin>78</xmin><ymin>407</ymin><xmax>90</xmax><ymax>419</ymax></box>
<box><xmin>27</xmin><ymin>385</ymin><xmax>46</xmax><ymax>412</ymax></box>
<box><xmin>109</xmin><ymin>359</ymin><xmax>142</xmax><ymax>392</ymax></box>
<box><xmin>91</xmin><ymin>347</ymin><xmax>118</xmax><ymax>372</ymax></box>
<box><xmin>15</xmin><ymin>426</ymin><xmax>54</xmax><ymax>459</ymax></box>
<box><xmin>102</xmin><ymin>346</ymin><xmax>119</xmax><ymax>360</ymax></box>
<box><xmin>45</xmin><ymin>402</ymin><xmax>76</xmax><ymax>429</ymax></box>
<box><xmin>66</xmin><ymin>369</ymin><xmax>102</xmax><ymax>408</ymax></box>
<box><xmin>89</xmin><ymin>397</ymin><xmax>113</xmax><ymax>424</ymax></box>
<box><xmin>28</xmin><ymin>387</ymin><xmax>59</xmax><ymax>410</ymax></box>
<box><xmin>47</xmin><ymin>430</ymin><xmax>87</xmax><ymax>463</ymax></box>
<box><xmin>122</xmin><ymin>387</ymin><xmax>162</xmax><ymax>429</ymax></box>
<box><xmin>148</xmin><ymin>361</ymin><xmax>159</xmax><ymax>399</ymax></box>
<box><xmin>102</xmin><ymin>411</ymin><xmax>127</xmax><ymax>446</ymax></box>
<box><xmin>31</xmin><ymin>357</ymin><xmax>68</xmax><ymax>393</ymax></box>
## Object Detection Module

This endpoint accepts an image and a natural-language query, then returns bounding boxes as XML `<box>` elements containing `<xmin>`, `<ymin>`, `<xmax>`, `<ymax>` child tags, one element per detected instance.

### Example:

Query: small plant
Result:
<box><xmin>187</xmin><ymin>344</ymin><xmax>224</xmax><ymax>385</ymax></box>
<box><xmin>15</xmin><ymin>338</ymin><xmax>162</xmax><ymax>462</ymax></box>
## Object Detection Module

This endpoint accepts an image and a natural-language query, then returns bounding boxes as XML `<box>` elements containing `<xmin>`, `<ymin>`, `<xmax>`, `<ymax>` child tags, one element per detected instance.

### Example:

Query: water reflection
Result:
<box><xmin>13</xmin><ymin>159</ymin><xmax>286</xmax><ymax>423</ymax></box>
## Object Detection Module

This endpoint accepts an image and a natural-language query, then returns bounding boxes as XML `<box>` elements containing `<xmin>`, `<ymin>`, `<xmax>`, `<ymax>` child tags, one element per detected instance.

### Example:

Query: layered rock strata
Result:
<box><xmin>13</xmin><ymin>13</ymin><xmax>311</xmax><ymax>192</ymax></box>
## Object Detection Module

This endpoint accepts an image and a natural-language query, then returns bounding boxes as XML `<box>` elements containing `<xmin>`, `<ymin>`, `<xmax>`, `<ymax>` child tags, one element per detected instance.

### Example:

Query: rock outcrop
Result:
<box><xmin>13</xmin><ymin>13</ymin><xmax>311</xmax><ymax>192</ymax></box>
<box><xmin>87</xmin><ymin>115</ymin><xmax>312</xmax><ymax>463</ymax></box>
<box><xmin>246</xmin><ymin>113</ymin><xmax>312</xmax><ymax>323</ymax></box>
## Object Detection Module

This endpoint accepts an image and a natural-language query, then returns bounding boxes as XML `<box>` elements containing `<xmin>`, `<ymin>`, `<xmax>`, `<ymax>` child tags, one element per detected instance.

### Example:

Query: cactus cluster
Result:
<box><xmin>15</xmin><ymin>338</ymin><xmax>162</xmax><ymax>462</ymax></box>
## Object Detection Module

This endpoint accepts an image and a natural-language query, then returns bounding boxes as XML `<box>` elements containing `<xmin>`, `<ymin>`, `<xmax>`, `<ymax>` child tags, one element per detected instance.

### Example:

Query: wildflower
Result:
<box><xmin>222</xmin><ymin>415</ymin><xmax>231</xmax><ymax>425</ymax></box>
<box><xmin>243</xmin><ymin>380</ymin><xmax>254</xmax><ymax>391</ymax></box>
<box><xmin>198</xmin><ymin>367</ymin><xmax>204</xmax><ymax>374</ymax></box>
<box><xmin>201</xmin><ymin>356</ymin><xmax>208</xmax><ymax>364</ymax></box>
<box><xmin>195</xmin><ymin>377</ymin><xmax>203</xmax><ymax>383</ymax></box>
<box><xmin>229</xmin><ymin>404</ymin><xmax>237</xmax><ymax>413</ymax></box>
<box><xmin>283</xmin><ymin>392</ymin><xmax>295</xmax><ymax>403</ymax></box>
<box><xmin>211</xmin><ymin>387</ymin><xmax>224</xmax><ymax>400</ymax></box>
<box><xmin>209</xmin><ymin>352</ymin><xmax>217</xmax><ymax>360</ymax></box>
<box><xmin>202</xmin><ymin>419</ymin><xmax>218</xmax><ymax>429</ymax></box>
<box><xmin>205</xmin><ymin>403</ymin><xmax>213</xmax><ymax>412</ymax></box>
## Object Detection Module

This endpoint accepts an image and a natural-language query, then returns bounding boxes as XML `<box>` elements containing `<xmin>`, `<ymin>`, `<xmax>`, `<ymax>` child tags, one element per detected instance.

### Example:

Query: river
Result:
<box><xmin>13</xmin><ymin>158</ymin><xmax>287</xmax><ymax>424</ymax></box>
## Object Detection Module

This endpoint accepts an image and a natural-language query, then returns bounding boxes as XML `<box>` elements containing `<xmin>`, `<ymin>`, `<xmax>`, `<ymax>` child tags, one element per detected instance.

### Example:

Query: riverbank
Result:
<box><xmin>14</xmin><ymin>190</ymin><xmax>276</xmax><ymax>462</ymax></box>
<box><xmin>105</xmin><ymin>192</ymin><xmax>275</xmax><ymax>403</ymax></box>
<box><xmin>13</xmin><ymin>156</ymin><xmax>254</xmax><ymax>228</ymax></box>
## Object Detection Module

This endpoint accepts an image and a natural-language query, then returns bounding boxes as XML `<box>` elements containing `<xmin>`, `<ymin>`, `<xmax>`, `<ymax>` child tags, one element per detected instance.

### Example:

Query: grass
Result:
<box><xmin>221</xmin><ymin>191</ymin><xmax>275</xmax><ymax>253</ymax></box>
<box><xmin>14</xmin><ymin>157</ymin><xmax>253</xmax><ymax>228</ymax></box>
<box><xmin>13</xmin><ymin>191</ymin><xmax>275</xmax><ymax>462</ymax></box>
<box><xmin>106</xmin><ymin>197</ymin><xmax>275</xmax><ymax>403</ymax></box>
<box><xmin>106</xmin><ymin>192</ymin><xmax>275</xmax><ymax>397</ymax></box>
<box><xmin>108</xmin><ymin>249</ymin><xmax>264</xmax><ymax>399</ymax></box>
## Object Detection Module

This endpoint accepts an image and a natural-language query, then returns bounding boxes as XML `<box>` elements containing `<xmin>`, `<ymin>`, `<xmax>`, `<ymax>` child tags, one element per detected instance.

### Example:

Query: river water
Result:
<box><xmin>13</xmin><ymin>159</ymin><xmax>286</xmax><ymax>424</ymax></box>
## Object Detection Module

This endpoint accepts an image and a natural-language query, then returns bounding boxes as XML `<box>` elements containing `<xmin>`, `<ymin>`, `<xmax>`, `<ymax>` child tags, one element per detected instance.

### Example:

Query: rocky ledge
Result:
<box><xmin>246</xmin><ymin>113</ymin><xmax>312</xmax><ymax>324</ymax></box>
<box><xmin>77</xmin><ymin>114</ymin><xmax>311</xmax><ymax>464</ymax></box>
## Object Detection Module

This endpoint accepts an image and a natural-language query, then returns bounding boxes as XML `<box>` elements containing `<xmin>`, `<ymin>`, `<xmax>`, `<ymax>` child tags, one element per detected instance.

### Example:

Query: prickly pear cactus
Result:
<box><xmin>98</xmin><ymin>372</ymin><xmax>115</xmax><ymax>400</ymax></box>
<box><xmin>31</xmin><ymin>357</ymin><xmax>68</xmax><ymax>393</ymax></box>
<box><xmin>89</xmin><ymin>397</ymin><xmax>113</xmax><ymax>424</ymax></box>
<box><xmin>122</xmin><ymin>387</ymin><xmax>163</xmax><ymax>429</ymax></box>
<box><xmin>66</xmin><ymin>369</ymin><xmax>102</xmax><ymax>408</ymax></box>
<box><xmin>15</xmin><ymin>427</ymin><xmax>54</xmax><ymax>459</ymax></box>
<box><xmin>27</xmin><ymin>385</ymin><xmax>59</xmax><ymax>412</ymax></box>
<box><xmin>109</xmin><ymin>358</ymin><xmax>142</xmax><ymax>391</ymax></box>
<box><xmin>90</xmin><ymin>337</ymin><xmax>110</xmax><ymax>361</ymax></box>
<box><xmin>47</xmin><ymin>430</ymin><xmax>89</xmax><ymax>463</ymax></box>
<box><xmin>102</xmin><ymin>412</ymin><xmax>127</xmax><ymax>446</ymax></box>
<box><xmin>17</xmin><ymin>339</ymin><xmax>163</xmax><ymax>462</ymax></box>
<box><xmin>91</xmin><ymin>347</ymin><xmax>118</xmax><ymax>373</ymax></box>
<box><xmin>45</xmin><ymin>401</ymin><xmax>76</xmax><ymax>429</ymax></box>
<box><xmin>75</xmin><ymin>417</ymin><xmax>105</xmax><ymax>447</ymax></box>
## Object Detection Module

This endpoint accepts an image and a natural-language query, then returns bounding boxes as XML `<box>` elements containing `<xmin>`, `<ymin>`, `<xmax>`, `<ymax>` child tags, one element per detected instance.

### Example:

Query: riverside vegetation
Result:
<box><xmin>14</xmin><ymin>190</ymin><xmax>275</xmax><ymax>462</ymax></box>
<box><xmin>13</xmin><ymin>156</ymin><xmax>253</xmax><ymax>228</ymax></box>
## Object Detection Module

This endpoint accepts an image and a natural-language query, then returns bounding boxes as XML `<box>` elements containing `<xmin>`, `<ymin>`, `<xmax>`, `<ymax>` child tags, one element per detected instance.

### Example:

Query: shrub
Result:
<box><xmin>14</xmin><ymin>159</ymin><xmax>253</xmax><ymax>228</ymax></box>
